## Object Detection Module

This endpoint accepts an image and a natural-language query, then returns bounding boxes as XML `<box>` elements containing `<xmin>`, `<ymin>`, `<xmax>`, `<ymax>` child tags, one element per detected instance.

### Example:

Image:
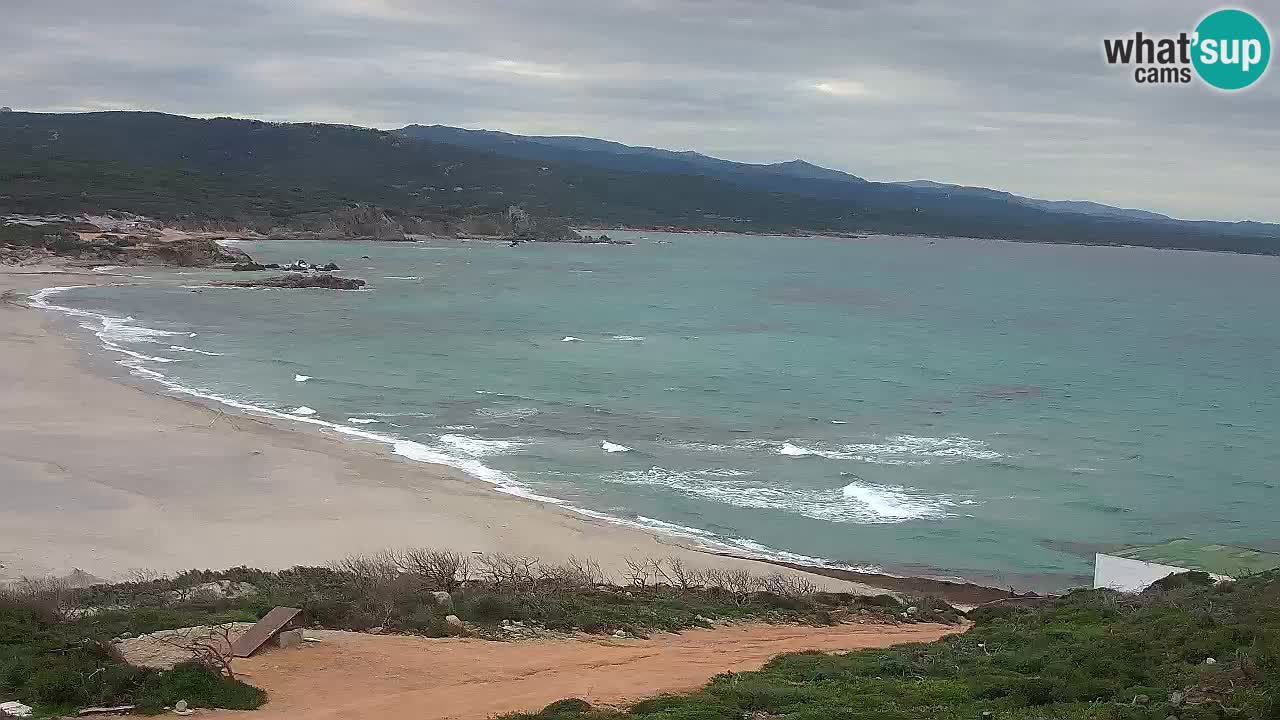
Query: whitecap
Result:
<box><xmin>611</xmin><ymin>335</ymin><xmax>645</xmax><ymax>341</ymax></box>
<box><xmin>775</xmin><ymin>434</ymin><xmax>1002</xmax><ymax>464</ymax></box>
<box><xmin>290</xmin><ymin>406</ymin><xmax>317</xmax><ymax>416</ymax></box>
<box><xmin>382</xmin><ymin>276</ymin><xmax>421</xmax><ymax>280</ymax></box>
<box><xmin>168</xmin><ymin>345</ymin><xmax>224</xmax><ymax>356</ymax></box>
<box><xmin>346</xmin><ymin>417</ymin><xmax>379</xmax><ymax>424</ymax></box>
<box><xmin>475</xmin><ymin>406</ymin><xmax>540</xmax><ymax>420</ymax></box>
<box><xmin>294</xmin><ymin>374</ymin><xmax>311</xmax><ymax>382</ymax></box>
<box><xmin>602</xmin><ymin>440</ymin><xmax>631</xmax><ymax>453</ymax></box>
<box><xmin>439</xmin><ymin>434</ymin><xmax>526</xmax><ymax>457</ymax></box>
<box><xmin>561</xmin><ymin>336</ymin><xmax>582</xmax><ymax>342</ymax></box>
<box><xmin>830</xmin><ymin>420</ymin><xmax>847</xmax><ymax>424</ymax></box>
<box><xmin>778</xmin><ymin>442</ymin><xmax>809</xmax><ymax>457</ymax></box>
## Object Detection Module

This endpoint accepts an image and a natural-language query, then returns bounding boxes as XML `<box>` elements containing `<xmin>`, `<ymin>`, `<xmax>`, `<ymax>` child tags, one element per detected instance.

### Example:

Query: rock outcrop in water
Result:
<box><xmin>213</xmin><ymin>273</ymin><xmax>366</xmax><ymax>290</ymax></box>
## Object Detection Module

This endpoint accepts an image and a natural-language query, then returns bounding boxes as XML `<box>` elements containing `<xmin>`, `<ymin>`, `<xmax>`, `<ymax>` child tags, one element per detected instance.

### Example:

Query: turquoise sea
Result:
<box><xmin>37</xmin><ymin>231</ymin><xmax>1280</xmax><ymax>590</ymax></box>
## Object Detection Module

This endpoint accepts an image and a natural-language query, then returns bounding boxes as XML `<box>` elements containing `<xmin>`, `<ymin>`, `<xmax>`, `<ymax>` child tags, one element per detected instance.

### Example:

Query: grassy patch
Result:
<box><xmin>2</xmin><ymin>551</ymin><xmax>958</xmax><ymax>716</ymax></box>
<box><xmin>0</xmin><ymin>606</ymin><xmax>263</xmax><ymax>717</ymax></box>
<box><xmin>499</xmin><ymin>571</ymin><xmax>1280</xmax><ymax>720</ymax></box>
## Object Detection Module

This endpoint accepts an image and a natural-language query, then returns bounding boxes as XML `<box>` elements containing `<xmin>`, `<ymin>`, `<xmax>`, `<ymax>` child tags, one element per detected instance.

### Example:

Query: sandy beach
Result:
<box><xmin>0</xmin><ymin>266</ymin><xmax>880</xmax><ymax>593</ymax></box>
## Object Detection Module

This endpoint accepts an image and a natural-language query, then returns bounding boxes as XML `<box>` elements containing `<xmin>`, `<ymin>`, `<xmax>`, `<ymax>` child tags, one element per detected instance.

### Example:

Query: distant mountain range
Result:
<box><xmin>1</xmin><ymin>111</ymin><xmax>1277</xmax><ymax>254</ymax></box>
<box><xmin>399</xmin><ymin>124</ymin><xmax>1237</xmax><ymax>226</ymax></box>
<box><xmin>891</xmin><ymin>180</ymin><xmax>1172</xmax><ymax>222</ymax></box>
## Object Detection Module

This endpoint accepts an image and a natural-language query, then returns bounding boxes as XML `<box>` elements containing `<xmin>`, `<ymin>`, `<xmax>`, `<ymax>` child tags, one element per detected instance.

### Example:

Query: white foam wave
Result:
<box><xmin>776</xmin><ymin>435</ymin><xmax>1002</xmax><ymax>464</ymax></box>
<box><xmin>346</xmin><ymin>417</ymin><xmax>379</xmax><ymax>424</ymax></box>
<box><xmin>561</xmin><ymin>336</ymin><xmax>582</xmax><ymax>342</ymax></box>
<box><xmin>294</xmin><ymin>374</ymin><xmax>311</xmax><ymax>382</ymax></box>
<box><xmin>604</xmin><ymin>466</ymin><xmax>953</xmax><ymax>524</ymax></box>
<box><xmin>168</xmin><ymin>345</ymin><xmax>224</xmax><ymax>356</ymax></box>
<box><xmin>382</xmin><ymin>276</ymin><xmax>421</xmax><ymax>280</ymax></box>
<box><xmin>602</xmin><ymin>440</ymin><xmax>631</xmax><ymax>453</ymax></box>
<box><xmin>475</xmin><ymin>406</ymin><xmax>540</xmax><ymax>420</ymax></box>
<box><xmin>612</xmin><ymin>335</ymin><xmax>645</xmax><ymax>341</ymax></box>
<box><xmin>28</xmin><ymin>287</ymin><xmax>181</xmax><ymax>366</ymax></box>
<box><xmin>439</xmin><ymin>434</ymin><xmax>526</xmax><ymax>457</ymax></box>
<box><xmin>779</xmin><ymin>442</ymin><xmax>819</xmax><ymax>457</ymax></box>
<box><xmin>290</xmin><ymin>406</ymin><xmax>317</xmax><ymax>416</ymax></box>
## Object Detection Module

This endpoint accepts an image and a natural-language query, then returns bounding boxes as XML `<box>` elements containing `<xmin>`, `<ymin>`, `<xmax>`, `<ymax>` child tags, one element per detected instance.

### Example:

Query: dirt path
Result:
<box><xmin>205</xmin><ymin>622</ymin><xmax>962</xmax><ymax>720</ymax></box>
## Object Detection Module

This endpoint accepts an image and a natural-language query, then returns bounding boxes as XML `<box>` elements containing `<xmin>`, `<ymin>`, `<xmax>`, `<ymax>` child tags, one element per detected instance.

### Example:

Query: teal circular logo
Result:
<box><xmin>1192</xmin><ymin>9</ymin><xmax>1270</xmax><ymax>90</ymax></box>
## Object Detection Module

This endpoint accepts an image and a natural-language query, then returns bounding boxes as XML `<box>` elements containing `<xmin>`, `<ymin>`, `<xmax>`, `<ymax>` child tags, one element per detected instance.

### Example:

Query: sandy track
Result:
<box><xmin>205</xmin><ymin>622</ymin><xmax>962</xmax><ymax>720</ymax></box>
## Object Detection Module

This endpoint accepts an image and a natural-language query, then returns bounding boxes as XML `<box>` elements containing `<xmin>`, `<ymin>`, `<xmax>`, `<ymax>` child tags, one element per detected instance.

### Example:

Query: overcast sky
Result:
<box><xmin>4</xmin><ymin>1</ymin><xmax>1277</xmax><ymax>221</ymax></box>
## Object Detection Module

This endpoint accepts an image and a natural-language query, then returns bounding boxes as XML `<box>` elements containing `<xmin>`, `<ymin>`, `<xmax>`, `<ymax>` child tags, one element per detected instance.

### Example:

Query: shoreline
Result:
<box><xmin>1</xmin><ymin>262</ymin><xmax>1027</xmax><ymax>607</ymax></box>
<box><xmin>1</xmin><ymin>264</ymin><xmax>909</xmax><ymax>598</ymax></box>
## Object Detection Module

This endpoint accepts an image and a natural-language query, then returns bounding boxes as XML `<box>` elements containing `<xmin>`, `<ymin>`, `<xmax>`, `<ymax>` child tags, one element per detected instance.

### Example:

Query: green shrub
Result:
<box><xmin>29</xmin><ymin>666</ymin><xmax>82</xmax><ymax>705</ymax></box>
<box><xmin>537</xmin><ymin>697</ymin><xmax>592</xmax><ymax>717</ymax></box>
<box><xmin>134</xmin><ymin>662</ymin><xmax>266</xmax><ymax>713</ymax></box>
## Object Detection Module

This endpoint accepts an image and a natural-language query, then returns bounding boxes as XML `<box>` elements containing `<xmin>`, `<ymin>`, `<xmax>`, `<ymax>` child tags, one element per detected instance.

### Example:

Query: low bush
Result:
<box><xmin>0</xmin><ymin>606</ymin><xmax>262</xmax><ymax>716</ymax></box>
<box><xmin>2</xmin><ymin>549</ymin><xmax>954</xmax><ymax>715</ymax></box>
<box><xmin>501</xmin><ymin>571</ymin><xmax>1280</xmax><ymax>720</ymax></box>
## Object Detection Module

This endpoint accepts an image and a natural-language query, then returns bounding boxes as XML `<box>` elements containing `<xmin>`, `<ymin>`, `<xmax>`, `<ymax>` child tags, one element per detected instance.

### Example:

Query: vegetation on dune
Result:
<box><xmin>0</xmin><ymin>600</ymin><xmax>263</xmax><ymax>716</ymax></box>
<box><xmin>1</xmin><ymin>551</ymin><xmax>955</xmax><ymax>716</ymax></box>
<box><xmin>69</xmin><ymin>552</ymin><xmax>958</xmax><ymax>639</ymax></box>
<box><xmin>15</xmin><ymin>552</ymin><xmax>1278</xmax><ymax>720</ymax></box>
<box><xmin>501</xmin><ymin>571</ymin><xmax>1280</xmax><ymax>720</ymax></box>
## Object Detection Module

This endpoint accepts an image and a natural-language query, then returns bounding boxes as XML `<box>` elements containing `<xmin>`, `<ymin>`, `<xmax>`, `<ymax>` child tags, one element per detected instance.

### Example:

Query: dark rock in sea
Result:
<box><xmin>319</xmin><ymin>262</ymin><xmax>340</xmax><ymax>271</ymax></box>
<box><xmin>231</xmin><ymin>262</ymin><xmax>267</xmax><ymax>271</ymax></box>
<box><xmin>575</xmin><ymin>234</ymin><xmax>633</xmax><ymax>245</ymax></box>
<box><xmin>213</xmin><ymin>273</ymin><xmax>366</xmax><ymax>290</ymax></box>
<box><xmin>264</xmin><ymin>263</ymin><xmax>281</xmax><ymax>269</ymax></box>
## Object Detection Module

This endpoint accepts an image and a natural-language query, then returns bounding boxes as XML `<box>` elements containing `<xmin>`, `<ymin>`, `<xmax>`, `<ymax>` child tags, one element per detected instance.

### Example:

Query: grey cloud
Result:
<box><xmin>3</xmin><ymin>0</ymin><xmax>1278</xmax><ymax>220</ymax></box>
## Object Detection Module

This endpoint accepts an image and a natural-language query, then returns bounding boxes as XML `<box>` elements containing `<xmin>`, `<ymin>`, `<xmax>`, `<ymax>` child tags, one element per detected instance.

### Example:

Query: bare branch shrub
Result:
<box><xmin>623</xmin><ymin>557</ymin><xmax>656</xmax><ymax>587</ymax></box>
<box><xmin>331</xmin><ymin>551</ymin><xmax>401</xmax><ymax>594</ymax></box>
<box><xmin>701</xmin><ymin>567</ymin><xmax>765</xmax><ymax>595</ymax></box>
<box><xmin>124</xmin><ymin>568</ymin><xmax>167</xmax><ymax>585</ymax></box>
<box><xmin>475</xmin><ymin>553</ymin><xmax>539</xmax><ymax>590</ymax></box>
<box><xmin>0</xmin><ymin>576</ymin><xmax>80</xmax><ymax>621</ymax></box>
<box><xmin>762</xmin><ymin>572</ymin><xmax>819</xmax><ymax>598</ymax></box>
<box><xmin>664</xmin><ymin>557</ymin><xmax>703</xmax><ymax>590</ymax></box>
<box><xmin>537</xmin><ymin>556</ymin><xmax>605</xmax><ymax>589</ymax></box>
<box><xmin>154</xmin><ymin>624</ymin><xmax>240</xmax><ymax>679</ymax></box>
<box><xmin>399</xmin><ymin>548</ymin><xmax>470</xmax><ymax>592</ymax></box>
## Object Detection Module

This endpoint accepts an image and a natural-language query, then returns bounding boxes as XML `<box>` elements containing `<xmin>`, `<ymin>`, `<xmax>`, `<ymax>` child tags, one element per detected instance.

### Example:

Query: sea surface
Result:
<box><xmin>36</xmin><ymin>232</ymin><xmax>1280</xmax><ymax>590</ymax></box>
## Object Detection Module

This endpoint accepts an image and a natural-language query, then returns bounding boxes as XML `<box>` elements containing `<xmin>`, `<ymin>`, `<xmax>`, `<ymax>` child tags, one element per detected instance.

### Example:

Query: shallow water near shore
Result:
<box><xmin>40</xmin><ymin>231</ymin><xmax>1280</xmax><ymax>591</ymax></box>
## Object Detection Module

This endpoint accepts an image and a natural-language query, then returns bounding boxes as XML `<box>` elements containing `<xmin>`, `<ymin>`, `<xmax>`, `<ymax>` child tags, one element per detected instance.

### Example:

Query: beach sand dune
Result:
<box><xmin>0</xmin><ymin>268</ymin><xmax>875</xmax><ymax>593</ymax></box>
<box><xmin>205</xmin><ymin>622</ymin><xmax>961</xmax><ymax>720</ymax></box>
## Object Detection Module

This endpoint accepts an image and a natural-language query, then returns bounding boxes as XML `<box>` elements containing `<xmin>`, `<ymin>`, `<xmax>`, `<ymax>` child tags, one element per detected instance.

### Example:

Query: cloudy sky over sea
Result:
<box><xmin>4</xmin><ymin>1</ymin><xmax>1277</xmax><ymax>221</ymax></box>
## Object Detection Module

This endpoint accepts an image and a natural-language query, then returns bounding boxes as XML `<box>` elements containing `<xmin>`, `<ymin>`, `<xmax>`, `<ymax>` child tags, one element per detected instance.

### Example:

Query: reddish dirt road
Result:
<box><xmin>205</xmin><ymin>622</ymin><xmax>963</xmax><ymax>720</ymax></box>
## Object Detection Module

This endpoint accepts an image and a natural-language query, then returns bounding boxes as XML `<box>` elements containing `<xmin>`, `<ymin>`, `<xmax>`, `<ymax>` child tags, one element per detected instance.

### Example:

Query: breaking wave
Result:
<box><xmin>777</xmin><ymin>435</ymin><xmax>1002</xmax><ymax>464</ymax></box>
<box><xmin>604</xmin><ymin>466</ymin><xmax>955</xmax><ymax>523</ymax></box>
<box><xmin>439</xmin><ymin>434</ymin><xmax>526</xmax><ymax>457</ymax></box>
